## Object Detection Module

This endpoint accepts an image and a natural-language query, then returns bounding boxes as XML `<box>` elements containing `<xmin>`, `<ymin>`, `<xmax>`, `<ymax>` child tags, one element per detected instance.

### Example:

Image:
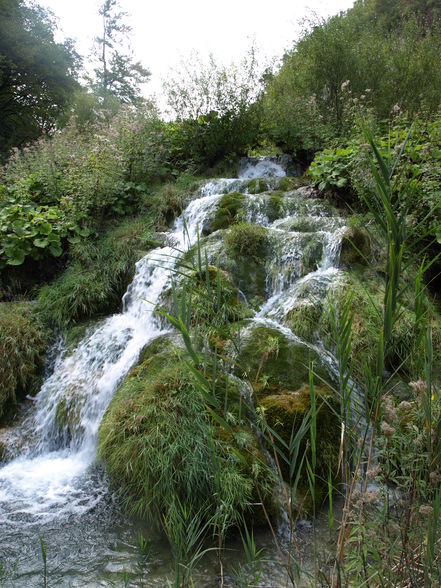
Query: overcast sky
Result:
<box><xmin>39</xmin><ymin>0</ymin><xmax>355</xmax><ymax>101</ymax></box>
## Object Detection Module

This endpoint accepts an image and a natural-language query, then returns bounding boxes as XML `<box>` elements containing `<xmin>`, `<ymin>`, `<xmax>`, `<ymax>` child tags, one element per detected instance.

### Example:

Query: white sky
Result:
<box><xmin>39</xmin><ymin>0</ymin><xmax>355</xmax><ymax>102</ymax></box>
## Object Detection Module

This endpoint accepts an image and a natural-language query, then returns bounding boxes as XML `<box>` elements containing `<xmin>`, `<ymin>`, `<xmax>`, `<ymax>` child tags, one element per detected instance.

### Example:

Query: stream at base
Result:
<box><xmin>0</xmin><ymin>159</ymin><xmax>348</xmax><ymax>586</ymax></box>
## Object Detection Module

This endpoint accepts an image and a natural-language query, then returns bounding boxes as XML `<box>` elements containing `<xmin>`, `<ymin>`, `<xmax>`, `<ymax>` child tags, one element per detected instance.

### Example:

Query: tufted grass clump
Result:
<box><xmin>0</xmin><ymin>302</ymin><xmax>49</xmax><ymax>420</ymax></box>
<box><xmin>37</xmin><ymin>215</ymin><xmax>157</xmax><ymax>329</ymax></box>
<box><xmin>98</xmin><ymin>337</ymin><xmax>274</xmax><ymax>527</ymax></box>
<box><xmin>225</xmin><ymin>223</ymin><xmax>268</xmax><ymax>261</ymax></box>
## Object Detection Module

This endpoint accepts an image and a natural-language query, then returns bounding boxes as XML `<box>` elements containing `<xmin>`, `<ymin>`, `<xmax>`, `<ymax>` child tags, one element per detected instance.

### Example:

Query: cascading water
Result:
<box><xmin>0</xmin><ymin>158</ymin><xmax>348</xmax><ymax>585</ymax></box>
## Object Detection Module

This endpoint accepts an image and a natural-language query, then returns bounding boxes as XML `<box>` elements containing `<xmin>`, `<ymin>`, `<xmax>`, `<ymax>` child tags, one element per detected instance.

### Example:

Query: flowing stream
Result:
<box><xmin>0</xmin><ymin>159</ymin><xmax>348</xmax><ymax>586</ymax></box>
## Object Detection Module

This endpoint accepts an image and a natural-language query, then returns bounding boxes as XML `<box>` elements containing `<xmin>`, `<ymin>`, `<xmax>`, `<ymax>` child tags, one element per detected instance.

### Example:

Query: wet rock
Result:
<box><xmin>339</xmin><ymin>226</ymin><xmax>371</xmax><ymax>266</ymax></box>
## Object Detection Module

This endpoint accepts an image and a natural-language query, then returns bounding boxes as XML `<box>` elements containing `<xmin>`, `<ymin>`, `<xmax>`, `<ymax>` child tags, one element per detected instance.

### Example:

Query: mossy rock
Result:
<box><xmin>319</xmin><ymin>271</ymin><xmax>383</xmax><ymax>378</ymax></box>
<box><xmin>225</xmin><ymin>223</ymin><xmax>268</xmax><ymax>260</ymax></box>
<box><xmin>236</xmin><ymin>325</ymin><xmax>330</xmax><ymax>397</ymax></box>
<box><xmin>247</xmin><ymin>179</ymin><xmax>269</xmax><ymax>194</ymax></box>
<box><xmin>54</xmin><ymin>396</ymin><xmax>83</xmax><ymax>443</ymax></box>
<box><xmin>301</xmin><ymin>238</ymin><xmax>324</xmax><ymax>273</ymax></box>
<box><xmin>339</xmin><ymin>226</ymin><xmax>371</xmax><ymax>267</ymax></box>
<box><xmin>286</xmin><ymin>301</ymin><xmax>324</xmax><ymax>342</ymax></box>
<box><xmin>203</xmin><ymin>191</ymin><xmax>245</xmax><ymax>235</ymax></box>
<box><xmin>319</xmin><ymin>268</ymin><xmax>438</xmax><ymax>380</ymax></box>
<box><xmin>0</xmin><ymin>302</ymin><xmax>50</xmax><ymax>422</ymax></box>
<box><xmin>260</xmin><ymin>384</ymin><xmax>340</xmax><ymax>511</ymax></box>
<box><xmin>98</xmin><ymin>337</ymin><xmax>275</xmax><ymax>525</ymax></box>
<box><xmin>266</xmin><ymin>192</ymin><xmax>284</xmax><ymax>222</ymax></box>
<box><xmin>173</xmin><ymin>265</ymin><xmax>253</xmax><ymax>340</ymax></box>
<box><xmin>277</xmin><ymin>177</ymin><xmax>303</xmax><ymax>192</ymax></box>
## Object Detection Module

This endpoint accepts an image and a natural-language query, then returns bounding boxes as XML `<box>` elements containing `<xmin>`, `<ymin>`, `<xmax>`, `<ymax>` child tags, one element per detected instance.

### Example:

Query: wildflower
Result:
<box><xmin>367</xmin><ymin>490</ymin><xmax>380</xmax><ymax>504</ymax></box>
<box><xmin>366</xmin><ymin>465</ymin><xmax>380</xmax><ymax>479</ymax></box>
<box><xmin>341</xmin><ymin>80</ymin><xmax>350</xmax><ymax>92</ymax></box>
<box><xmin>360</xmin><ymin>95</ymin><xmax>366</xmax><ymax>101</ymax></box>
<box><xmin>409</xmin><ymin>379</ymin><xmax>427</xmax><ymax>396</ymax></box>
<box><xmin>429</xmin><ymin>471</ymin><xmax>441</xmax><ymax>483</ymax></box>
<box><xmin>398</xmin><ymin>400</ymin><xmax>412</xmax><ymax>411</ymax></box>
<box><xmin>383</xmin><ymin>397</ymin><xmax>398</xmax><ymax>422</ymax></box>
<box><xmin>393</xmin><ymin>104</ymin><xmax>400</xmax><ymax>113</ymax></box>
<box><xmin>381</xmin><ymin>421</ymin><xmax>396</xmax><ymax>437</ymax></box>
<box><xmin>419</xmin><ymin>505</ymin><xmax>434</xmax><ymax>517</ymax></box>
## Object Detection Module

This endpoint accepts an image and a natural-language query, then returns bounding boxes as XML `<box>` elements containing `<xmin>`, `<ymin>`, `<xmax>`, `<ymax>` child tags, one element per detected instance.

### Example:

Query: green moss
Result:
<box><xmin>54</xmin><ymin>396</ymin><xmax>83</xmax><ymax>441</ymax></box>
<box><xmin>237</xmin><ymin>326</ymin><xmax>330</xmax><ymax>396</ymax></box>
<box><xmin>319</xmin><ymin>269</ymin><xmax>440</xmax><ymax>381</ymax></box>
<box><xmin>37</xmin><ymin>215</ymin><xmax>156</xmax><ymax>329</ymax></box>
<box><xmin>260</xmin><ymin>384</ymin><xmax>340</xmax><ymax>510</ymax></box>
<box><xmin>247</xmin><ymin>179</ymin><xmax>269</xmax><ymax>194</ymax></box>
<box><xmin>98</xmin><ymin>337</ymin><xmax>274</xmax><ymax>524</ymax></box>
<box><xmin>204</xmin><ymin>191</ymin><xmax>245</xmax><ymax>234</ymax></box>
<box><xmin>267</xmin><ymin>192</ymin><xmax>284</xmax><ymax>222</ymax></box>
<box><xmin>0</xmin><ymin>302</ymin><xmax>49</xmax><ymax>421</ymax></box>
<box><xmin>339</xmin><ymin>226</ymin><xmax>371</xmax><ymax>266</ymax></box>
<box><xmin>225</xmin><ymin>223</ymin><xmax>268</xmax><ymax>260</ymax></box>
<box><xmin>301</xmin><ymin>237</ymin><xmax>324</xmax><ymax>273</ymax></box>
<box><xmin>278</xmin><ymin>177</ymin><xmax>302</xmax><ymax>192</ymax></box>
<box><xmin>286</xmin><ymin>301</ymin><xmax>323</xmax><ymax>342</ymax></box>
<box><xmin>320</xmin><ymin>272</ymin><xmax>383</xmax><ymax>378</ymax></box>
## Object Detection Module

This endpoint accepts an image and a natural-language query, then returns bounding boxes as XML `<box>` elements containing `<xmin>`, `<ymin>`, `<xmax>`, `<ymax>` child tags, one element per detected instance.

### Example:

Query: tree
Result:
<box><xmin>93</xmin><ymin>0</ymin><xmax>150</xmax><ymax>105</ymax></box>
<box><xmin>0</xmin><ymin>0</ymin><xmax>80</xmax><ymax>157</ymax></box>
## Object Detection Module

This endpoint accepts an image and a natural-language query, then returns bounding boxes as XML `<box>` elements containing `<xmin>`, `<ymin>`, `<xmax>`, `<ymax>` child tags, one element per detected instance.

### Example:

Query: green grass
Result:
<box><xmin>225</xmin><ymin>223</ymin><xmax>268</xmax><ymax>261</ymax></box>
<box><xmin>0</xmin><ymin>302</ymin><xmax>49</xmax><ymax>420</ymax></box>
<box><xmin>37</xmin><ymin>215</ymin><xmax>157</xmax><ymax>329</ymax></box>
<box><xmin>98</xmin><ymin>336</ymin><xmax>274</xmax><ymax>525</ymax></box>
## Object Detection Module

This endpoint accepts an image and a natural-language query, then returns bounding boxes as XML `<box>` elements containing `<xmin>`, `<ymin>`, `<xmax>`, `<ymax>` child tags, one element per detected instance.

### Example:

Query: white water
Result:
<box><xmin>0</xmin><ymin>192</ymin><xmax>221</xmax><ymax>526</ymax></box>
<box><xmin>238</xmin><ymin>157</ymin><xmax>287</xmax><ymax>179</ymax></box>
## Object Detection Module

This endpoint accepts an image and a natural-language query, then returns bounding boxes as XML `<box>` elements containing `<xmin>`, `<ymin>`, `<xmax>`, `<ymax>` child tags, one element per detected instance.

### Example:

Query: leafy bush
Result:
<box><xmin>0</xmin><ymin>201</ymin><xmax>89</xmax><ymax>267</ymax></box>
<box><xmin>308</xmin><ymin>145</ymin><xmax>356</xmax><ymax>191</ymax></box>
<box><xmin>262</xmin><ymin>4</ymin><xmax>441</xmax><ymax>153</ymax></box>
<box><xmin>0</xmin><ymin>105</ymin><xmax>171</xmax><ymax>271</ymax></box>
<box><xmin>164</xmin><ymin>50</ymin><xmax>263</xmax><ymax>170</ymax></box>
<box><xmin>0</xmin><ymin>302</ymin><xmax>49</xmax><ymax>420</ymax></box>
<box><xmin>309</xmin><ymin>117</ymin><xmax>441</xmax><ymax>253</ymax></box>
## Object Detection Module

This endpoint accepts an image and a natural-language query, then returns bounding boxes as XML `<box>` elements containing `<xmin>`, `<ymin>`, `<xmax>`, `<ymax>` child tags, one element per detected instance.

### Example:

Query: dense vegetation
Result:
<box><xmin>1</xmin><ymin>0</ymin><xmax>441</xmax><ymax>585</ymax></box>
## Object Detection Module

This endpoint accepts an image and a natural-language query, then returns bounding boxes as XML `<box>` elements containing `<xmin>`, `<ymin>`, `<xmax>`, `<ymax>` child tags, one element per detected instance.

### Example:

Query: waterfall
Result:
<box><xmin>0</xmin><ymin>159</ymin><xmax>350</xmax><ymax>584</ymax></box>
<box><xmin>0</xmin><ymin>192</ymin><xmax>221</xmax><ymax>526</ymax></box>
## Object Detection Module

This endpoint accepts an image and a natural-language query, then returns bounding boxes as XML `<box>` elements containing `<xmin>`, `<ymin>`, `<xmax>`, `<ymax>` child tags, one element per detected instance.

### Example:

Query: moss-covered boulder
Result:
<box><xmin>170</xmin><ymin>264</ymin><xmax>253</xmax><ymax>350</ymax></box>
<box><xmin>339</xmin><ymin>226</ymin><xmax>371</xmax><ymax>267</ymax></box>
<box><xmin>236</xmin><ymin>325</ymin><xmax>331</xmax><ymax>397</ymax></box>
<box><xmin>0</xmin><ymin>302</ymin><xmax>49</xmax><ymax>422</ymax></box>
<box><xmin>278</xmin><ymin>177</ymin><xmax>303</xmax><ymax>192</ymax></box>
<box><xmin>98</xmin><ymin>336</ymin><xmax>275</xmax><ymax>524</ymax></box>
<box><xmin>260</xmin><ymin>384</ymin><xmax>340</xmax><ymax>509</ymax></box>
<box><xmin>286</xmin><ymin>301</ymin><xmax>324</xmax><ymax>342</ymax></box>
<box><xmin>247</xmin><ymin>178</ymin><xmax>270</xmax><ymax>194</ymax></box>
<box><xmin>203</xmin><ymin>191</ymin><xmax>245</xmax><ymax>235</ymax></box>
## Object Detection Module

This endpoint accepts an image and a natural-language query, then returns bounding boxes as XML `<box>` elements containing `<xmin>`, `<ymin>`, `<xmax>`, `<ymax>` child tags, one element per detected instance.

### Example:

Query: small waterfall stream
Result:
<box><xmin>0</xmin><ymin>158</ymin><xmax>351</xmax><ymax>586</ymax></box>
